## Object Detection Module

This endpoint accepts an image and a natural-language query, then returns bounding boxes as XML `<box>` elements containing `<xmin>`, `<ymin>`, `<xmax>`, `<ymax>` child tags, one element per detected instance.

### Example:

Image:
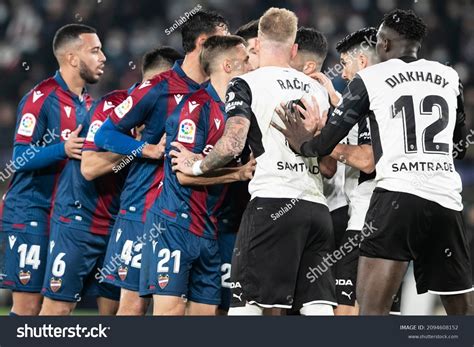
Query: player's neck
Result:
<box><xmin>59</xmin><ymin>67</ymin><xmax>86</xmax><ymax>98</ymax></box>
<box><xmin>181</xmin><ymin>53</ymin><xmax>208</xmax><ymax>84</ymax></box>
<box><xmin>258</xmin><ymin>53</ymin><xmax>292</xmax><ymax>68</ymax></box>
<box><xmin>210</xmin><ymin>75</ymin><xmax>230</xmax><ymax>102</ymax></box>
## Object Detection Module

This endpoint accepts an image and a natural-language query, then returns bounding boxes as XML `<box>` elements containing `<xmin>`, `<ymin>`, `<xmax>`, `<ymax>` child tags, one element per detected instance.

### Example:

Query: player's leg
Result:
<box><xmin>216</xmin><ymin>231</ymin><xmax>236</xmax><ymax>315</ymax></box>
<box><xmin>40</xmin><ymin>221</ymin><xmax>102</xmax><ymax>315</ymax></box>
<box><xmin>186</xmin><ymin>236</ymin><xmax>221</xmax><ymax>316</ymax></box>
<box><xmin>295</xmin><ymin>201</ymin><xmax>336</xmax><ymax>316</ymax></box>
<box><xmin>357</xmin><ymin>256</ymin><xmax>408</xmax><ymax>315</ymax></box>
<box><xmin>0</xmin><ymin>226</ymin><xmax>49</xmax><ymax>315</ymax></box>
<box><xmin>97</xmin><ymin>296</ymin><xmax>119</xmax><ymax>315</ymax></box>
<box><xmin>418</xmin><ymin>203</ymin><xmax>473</xmax><ymax>315</ymax></box>
<box><xmin>117</xmin><ymin>288</ymin><xmax>150</xmax><ymax>315</ymax></box>
<box><xmin>334</xmin><ymin>229</ymin><xmax>360</xmax><ymax>316</ymax></box>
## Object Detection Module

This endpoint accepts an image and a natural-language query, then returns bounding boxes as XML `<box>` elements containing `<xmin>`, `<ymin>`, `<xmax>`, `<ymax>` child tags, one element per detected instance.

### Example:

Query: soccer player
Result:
<box><xmin>96</xmin><ymin>47</ymin><xmax>183</xmax><ymax>316</ymax></box>
<box><xmin>274</xmin><ymin>9</ymin><xmax>473</xmax><ymax>315</ymax></box>
<box><xmin>235</xmin><ymin>19</ymin><xmax>259</xmax><ymax>70</ymax></box>
<box><xmin>171</xmin><ymin>8</ymin><xmax>337</xmax><ymax>315</ymax></box>
<box><xmin>0</xmin><ymin>24</ymin><xmax>104</xmax><ymax>316</ymax></box>
<box><xmin>290</xmin><ymin>26</ymin><xmax>328</xmax><ymax>75</ymax></box>
<box><xmin>149</xmin><ymin>35</ymin><xmax>253</xmax><ymax>316</ymax></box>
<box><xmin>92</xmin><ymin>10</ymin><xmax>229</xmax><ymax>312</ymax></box>
<box><xmin>39</xmin><ymin>47</ymin><xmax>183</xmax><ymax>316</ymax></box>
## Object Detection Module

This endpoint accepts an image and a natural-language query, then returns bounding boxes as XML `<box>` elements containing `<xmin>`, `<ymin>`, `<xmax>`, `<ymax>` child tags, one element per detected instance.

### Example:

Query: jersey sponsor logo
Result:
<box><xmin>226</xmin><ymin>91</ymin><xmax>235</xmax><ymax>102</ymax></box>
<box><xmin>177</xmin><ymin>119</ymin><xmax>196</xmax><ymax>144</ymax></box>
<box><xmin>336</xmin><ymin>279</ymin><xmax>353</xmax><ymax>286</ymax></box>
<box><xmin>341</xmin><ymin>291</ymin><xmax>353</xmax><ymax>300</ymax></box>
<box><xmin>86</xmin><ymin>120</ymin><xmax>103</xmax><ymax>142</ymax></box>
<box><xmin>114</xmin><ymin>96</ymin><xmax>133</xmax><ymax>119</ymax></box>
<box><xmin>138</xmin><ymin>80</ymin><xmax>151</xmax><ymax>89</ymax></box>
<box><xmin>17</xmin><ymin>113</ymin><xmax>36</xmax><ymax>137</ymax></box>
<box><xmin>229</xmin><ymin>281</ymin><xmax>242</xmax><ymax>288</ymax></box>
<box><xmin>277</xmin><ymin>161</ymin><xmax>320</xmax><ymax>174</ymax></box>
<box><xmin>202</xmin><ymin>144</ymin><xmax>214</xmax><ymax>155</ymax></box>
<box><xmin>103</xmin><ymin>100</ymin><xmax>115</xmax><ymax>112</ymax></box>
<box><xmin>188</xmin><ymin>101</ymin><xmax>199</xmax><ymax>113</ymax></box>
<box><xmin>158</xmin><ymin>274</ymin><xmax>169</xmax><ymax>289</ymax></box>
<box><xmin>64</xmin><ymin>106</ymin><xmax>72</xmax><ymax>118</ymax></box>
<box><xmin>19</xmin><ymin>270</ymin><xmax>31</xmax><ymax>285</ymax></box>
<box><xmin>8</xmin><ymin>235</ymin><xmax>17</xmax><ymax>249</ymax></box>
<box><xmin>32</xmin><ymin>90</ymin><xmax>44</xmax><ymax>103</ymax></box>
<box><xmin>225</xmin><ymin>100</ymin><xmax>243</xmax><ymax>113</ymax></box>
<box><xmin>214</xmin><ymin>118</ymin><xmax>221</xmax><ymax>130</ymax></box>
<box><xmin>174</xmin><ymin>94</ymin><xmax>183</xmax><ymax>104</ymax></box>
<box><xmin>61</xmin><ymin>129</ymin><xmax>72</xmax><ymax>141</ymax></box>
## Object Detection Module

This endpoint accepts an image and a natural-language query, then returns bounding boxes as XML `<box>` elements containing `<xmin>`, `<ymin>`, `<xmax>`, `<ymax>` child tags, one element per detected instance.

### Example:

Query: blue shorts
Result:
<box><xmin>102</xmin><ymin>217</ymin><xmax>145</xmax><ymax>292</ymax></box>
<box><xmin>0</xmin><ymin>223</ymin><xmax>49</xmax><ymax>293</ymax></box>
<box><xmin>41</xmin><ymin>220</ymin><xmax>120</xmax><ymax>302</ymax></box>
<box><xmin>218</xmin><ymin>231</ymin><xmax>237</xmax><ymax>310</ymax></box>
<box><xmin>139</xmin><ymin>211</ymin><xmax>221</xmax><ymax>305</ymax></box>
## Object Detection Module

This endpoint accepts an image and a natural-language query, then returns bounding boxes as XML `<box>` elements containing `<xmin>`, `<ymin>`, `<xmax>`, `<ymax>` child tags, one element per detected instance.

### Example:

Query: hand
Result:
<box><xmin>134</xmin><ymin>124</ymin><xmax>145</xmax><ymax>141</ymax></box>
<box><xmin>292</xmin><ymin>96</ymin><xmax>326</xmax><ymax>134</ymax></box>
<box><xmin>141</xmin><ymin>135</ymin><xmax>166</xmax><ymax>160</ymax></box>
<box><xmin>271</xmin><ymin>102</ymin><xmax>316</xmax><ymax>155</ymax></box>
<box><xmin>65</xmin><ymin>124</ymin><xmax>85</xmax><ymax>160</ymax></box>
<box><xmin>309</xmin><ymin>72</ymin><xmax>340</xmax><ymax>107</ymax></box>
<box><xmin>238</xmin><ymin>155</ymin><xmax>256</xmax><ymax>181</ymax></box>
<box><xmin>169</xmin><ymin>142</ymin><xmax>203</xmax><ymax>175</ymax></box>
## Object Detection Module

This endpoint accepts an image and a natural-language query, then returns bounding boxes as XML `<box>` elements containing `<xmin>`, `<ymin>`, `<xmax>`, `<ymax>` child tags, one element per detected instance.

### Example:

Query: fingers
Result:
<box><xmin>311</xmin><ymin>95</ymin><xmax>321</xmax><ymax>116</ymax></box>
<box><xmin>169</xmin><ymin>150</ymin><xmax>179</xmax><ymax>158</ymax></box>
<box><xmin>275</xmin><ymin>104</ymin><xmax>290</xmax><ymax>125</ymax></box>
<box><xmin>270</xmin><ymin>121</ymin><xmax>287</xmax><ymax>134</ymax></box>
<box><xmin>70</xmin><ymin>124</ymin><xmax>83</xmax><ymax>137</ymax></box>
<box><xmin>159</xmin><ymin>134</ymin><xmax>166</xmax><ymax>144</ymax></box>
<box><xmin>170</xmin><ymin>141</ymin><xmax>185</xmax><ymax>151</ymax></box>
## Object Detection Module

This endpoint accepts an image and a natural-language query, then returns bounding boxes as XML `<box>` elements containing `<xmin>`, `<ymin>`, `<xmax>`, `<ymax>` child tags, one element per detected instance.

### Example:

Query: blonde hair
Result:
<box><xmin>258</xmin><ymin>7</ymin><xmax>298</xmax><ymax>44</ymax></box>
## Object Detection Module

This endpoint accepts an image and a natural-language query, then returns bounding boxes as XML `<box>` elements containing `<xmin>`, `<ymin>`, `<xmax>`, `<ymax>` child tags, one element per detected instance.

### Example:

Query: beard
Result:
<box><xmin>79</xmin><ymin>60</ymin><xmax>100</xmax><ymax>84</ymax></box>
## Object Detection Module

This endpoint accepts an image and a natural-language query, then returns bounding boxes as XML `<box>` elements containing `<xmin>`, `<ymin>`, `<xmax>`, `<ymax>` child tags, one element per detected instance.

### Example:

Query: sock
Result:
<box><xmin>9</xmin><ymin>311</ymin><xmax>18</xmax><ymax>317</ymax></box>
<box><xmin>300</xmin><ymin>304</ymin><xmax>334</xmax><ymax>316</ymax></box>
<box><xmin>228</xmin><ymin>303</ymin><xmax>263</xmax><ymax>316</ymax></box>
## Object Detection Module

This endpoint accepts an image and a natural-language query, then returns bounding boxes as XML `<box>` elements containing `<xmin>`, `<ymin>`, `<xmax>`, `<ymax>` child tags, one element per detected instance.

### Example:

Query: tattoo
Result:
<box><xmin>201</xmin><ymin>116</ymin><xmax>250</xmax><ymax>173</ymax></box>
<box><xmin>184</xmin><ymin>156</ymin><xmax>200</xmax><ymax>168</ymax></box>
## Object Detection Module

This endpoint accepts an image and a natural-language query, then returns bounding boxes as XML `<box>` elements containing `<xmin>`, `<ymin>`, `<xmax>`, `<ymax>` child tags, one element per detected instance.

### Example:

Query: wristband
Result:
<box><xmin>192</xmin><ymin>160</ymin><xmax>204</xmax><ymax>176</ymax></box>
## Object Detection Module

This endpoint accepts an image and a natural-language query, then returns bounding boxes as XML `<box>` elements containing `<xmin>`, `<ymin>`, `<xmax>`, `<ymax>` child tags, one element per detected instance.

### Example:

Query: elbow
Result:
<box><xmin>361</xmin><ymin>159</ymin><xmax>375</xmax><ymax>174</ymax></box>
<box><xmin>80</xmin><ymin>162</ymin><xmax>97</xmax><ymax>181</ymax></box>
<box><xmin>320</xmin><ymin>167</ymin><xmax>335</xmax><ymax>179</ymax></box>
<box><xmin>176</xmin><ymin>172</ymin><xmax>192</xmax><ymax>186</ymax></box>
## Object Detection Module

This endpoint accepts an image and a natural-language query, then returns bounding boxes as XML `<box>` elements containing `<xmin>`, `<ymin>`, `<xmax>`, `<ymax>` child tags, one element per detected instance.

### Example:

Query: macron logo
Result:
<box><xmin>115</xmin><ymin>228</ymin><xmax>122</xmax><ymax>242</ymax></box>
<box><xmin>103</xmin><ymin>101</ymin><xmax>114</xmax><ymax>111</ymax></box>
<box><xmin>214</xmin><ymin>119</ymin><xmax>221</xmax><ymax>130</ymax></box>
<box><xmin>174</xmin><ymin>94</ymin><xmax>183</xmax><ymax>104</ymax></box>
<box><xmin>188</xmin><ymin>101</ymin><xmax>199</xmax><ymax>113</ymax></box>
<box><xmin>32</xmin><ymin>90</ymin><xmax>44</xmax><ymax>103</ymax></box>
<box><xmin>64</xmin><ymin>106</ymin><xmax>72</xmax><ymax>118</ymax></box>
<box><xmin>8</xmin><ymin>235</ymin><xmax>17</xmax><ymax>249</ymax></box>
<box><xmin>49</xmin><ymin>240</ymin><xmax>55</xmax><ymax>253</ymax></box>
<box><xmin>139</xmin><ymin>80</ymin><xmax>151</xmax><ymax>90</ymax></box>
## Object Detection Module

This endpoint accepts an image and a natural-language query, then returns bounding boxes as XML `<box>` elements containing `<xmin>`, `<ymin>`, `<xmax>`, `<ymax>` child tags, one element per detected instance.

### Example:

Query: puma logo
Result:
<box><xmin>233</xmin><ymin>293</ymin><xmax>243</xmax><ymax>302</ymax></box>
<box><xmin>342</xmin><ymin>291</ymin><xmax>353</xmax><ymax>300</ymax></box>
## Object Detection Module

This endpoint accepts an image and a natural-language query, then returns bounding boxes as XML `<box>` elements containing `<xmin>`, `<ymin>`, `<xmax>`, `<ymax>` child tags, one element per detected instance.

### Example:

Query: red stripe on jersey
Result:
<box><xmin>90</xmin><ymin>177</ymin><xmax>117</xmax><ymax>235</ymax></box>
<box><xmin>15</xmin><ymin>78</ymin><xmax>59</xmax><ymax>144</ymax></box>
<box><xmin>162</xmin><ymin>209</ymin><xmax>176</xmax><ymax>218</ymax></box>
<box><xmin>59</xmin><ymin>215</ymin><xmax>71</xmax><ymax>223</ymax></box>
<box><xmin>13</xmin><ymin>223</ymin><xmax>25</xmax><ymax>229</ymax></box>
<box><xmin>188</xmin><ymin>189</ymin><xmax>207</xmax><ymax>237</ymax></box>
<box><xmin>57</xmin><ymin>90</ymin><xmax>78</xmax><ymax>143</ymax></box>
<box><xmin>142</xmin><ymin>164</ymin><xmax>164</xmax><ymax>222</ymax></box>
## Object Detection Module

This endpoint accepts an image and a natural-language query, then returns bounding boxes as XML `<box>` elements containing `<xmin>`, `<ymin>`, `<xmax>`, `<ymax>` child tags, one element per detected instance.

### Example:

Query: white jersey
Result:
<box><xmin>323</xmin><ymin>162</ymin><xmax>347</xmax><ymax>212</ymax></box>
<box><xmin>225</xmin><ymin>66</ymin><xmax>330</xmax><ymax>205</ymax></box>
<box><xmin>302</xmin><ymin>57</ymin><xmax>464</xmax><ymax>211</ymax></box>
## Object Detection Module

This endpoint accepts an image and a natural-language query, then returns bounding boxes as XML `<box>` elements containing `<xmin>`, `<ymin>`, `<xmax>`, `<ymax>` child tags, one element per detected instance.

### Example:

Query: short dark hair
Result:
<box><xmin>336</xmin><ymin>27</ymin><xmax>377</xmax><ymax>53</ymax></box>
<box><xmin>200</xmin><ymin>35</ymin><xmax>246</xmax><ymax>75</ymax></box>
<box><xmin>295</xmin><ymin>27</ymin><xmax>328</xmax><ymax>60</ymax></box>
<box><xmin>235</xmin><ymin>19</ymin><xmax>259</xmax><ymax>41</ymax></box>
<box><xmin>53</xmin><ymin>24</ymin><xmax>97</xmax><ymax>54</ymax></box>
<box><xmin>141</xmin><ymin>46</ymin><xmax>183</xmax><ymax>74</ymax></box>
<box><xmin>181</xmin><ymin>10</ymin><xmax>228</xmax><ymax>53</ymax></box>
<box><xmin>382</xmin><ymin>9</ymin><xmax>427</xmax><ymax>42</ymax></box>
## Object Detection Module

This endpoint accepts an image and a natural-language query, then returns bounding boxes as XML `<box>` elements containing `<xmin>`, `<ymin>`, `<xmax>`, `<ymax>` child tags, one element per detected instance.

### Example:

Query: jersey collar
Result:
<box><xmin>54</xmin><ymin>70</ymin><xmax>88</xmax><ymax>101</ymax></box>
<box><xmin>205</xmin><ymin>83</ymin><xmax>222</xmax><ymax>104</ymax></box>
<box><xmin>398</xmin><ymin>56</ymin><xmax>418</xmax><ymax>63</ymax></box>
<box><xmin>172</xmin><ymin>59</ymin><xmax>202</xmax><ymax>89</ymax></box>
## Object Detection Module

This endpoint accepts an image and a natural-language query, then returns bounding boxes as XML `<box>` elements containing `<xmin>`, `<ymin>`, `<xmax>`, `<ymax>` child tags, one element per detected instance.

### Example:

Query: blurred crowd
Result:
<box><xmin>0</xmin><ymin>0</ymin><xmax>473</xmax><ymax>187</ymax></box>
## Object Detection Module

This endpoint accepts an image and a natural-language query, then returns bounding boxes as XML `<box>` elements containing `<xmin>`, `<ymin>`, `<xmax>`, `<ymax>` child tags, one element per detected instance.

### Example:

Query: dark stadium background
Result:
<box><xmin>0</xmin><ymin>0</ymin><xmax>473</xmax><ymax>314</ymax></box>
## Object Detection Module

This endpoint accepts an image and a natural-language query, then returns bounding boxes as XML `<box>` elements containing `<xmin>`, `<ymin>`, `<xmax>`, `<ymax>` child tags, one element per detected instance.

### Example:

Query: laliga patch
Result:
<box><xmin>86</xmin><ymin>120</ymin><xmax>103</xmax><ymax>142</ymax></box>
<box><xmin>17</xmin><ymin>113</ymin><xmax>36</xmax><ymax>137</ymax></box>
<box><xmin>118</xmin><ymin>266</ymin><xmax>128</xmax><ymax>281</ymax></box>
<box><xmin>19</xmin><ymin>270</ymin><xmax>31</xmax><ymax>285</ymax></box>
<box><xmin>177</xmin><ymin>119</ymin><xmax>196</xmax><ymax>144</ymax></box>
<box><xmin>158</xmin><ymin>274</ymin><xmax>169</xmax><ymax>289</ymax></box>
<box><xmin>50</xmin><ymin>278</ymin><xmax>62</xmax><ymax>292</ymax></box>
<box><xmin>114</xmin><ymin>96</ymin><xmax>133</xmax><ymax>119</ymax></box>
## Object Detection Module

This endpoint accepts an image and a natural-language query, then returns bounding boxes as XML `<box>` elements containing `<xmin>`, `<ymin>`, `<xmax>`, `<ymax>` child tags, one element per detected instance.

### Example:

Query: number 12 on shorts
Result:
<box><xmin>157</xmin><ymin>249</ymin><xmax>181</xmax><ymax>273</ymax></box>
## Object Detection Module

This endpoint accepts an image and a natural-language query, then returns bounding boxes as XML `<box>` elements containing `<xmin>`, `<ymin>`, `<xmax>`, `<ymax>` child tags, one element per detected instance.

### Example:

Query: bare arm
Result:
<box><xmin>318</xmin><ymin>156</ymin><xmax>337</xmax><ymax>178</ymax></box>
<box><xmin>330</xmin><ymin>144</ymin><xmax>374</xmax><ymax>174</ymax></box>
<box><xmin>81</xmin><ymin>151</ymin><xmax>124</xmax><ymax>181</ymax></box>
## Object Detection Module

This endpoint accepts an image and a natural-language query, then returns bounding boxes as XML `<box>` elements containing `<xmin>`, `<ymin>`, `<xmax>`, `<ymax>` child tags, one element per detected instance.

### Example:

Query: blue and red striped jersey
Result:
<box><xmin>112</xmin><ymin>60</ymin><xmax>202</xmax><ymax>222</ymax></box>
<box><xmin>154</xmin><ymin>83</ymin><xmax>228</xmax><ymax>239</ymax></box>
<box><xmin>0</xmin><ymin>71</ymin><xmax>92</xmax><ymax>232</ymax></box>
<box><xmin>51</xmin><ymin>90</ymin><xmax>129</xmax><ymax>235</ymax></box>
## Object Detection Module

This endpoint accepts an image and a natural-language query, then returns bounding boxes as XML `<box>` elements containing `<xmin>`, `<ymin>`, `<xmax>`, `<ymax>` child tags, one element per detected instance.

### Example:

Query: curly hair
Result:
<box><xmin>382</xmin><ymin>9</ymin><xmax>427</xmax><ymax>42</ymax></box>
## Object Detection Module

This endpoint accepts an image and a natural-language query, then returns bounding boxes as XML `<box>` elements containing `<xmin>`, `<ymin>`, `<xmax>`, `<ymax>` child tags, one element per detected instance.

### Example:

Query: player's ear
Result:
<box><xmin>358</xmin><ymin>53</ymin><xmax>368</xmax><ymax>69</ymax></box>
<box><xmin>303</xmin><ymin>61</ymin><xmax>317</xmax><ymax>75</ymax></box>
<box><xmin>290</xmin><ymin>43</ymin><xmax>298</xmax><ymax>60</ymax></box>
<box><xmin>196</xmin><ymin>34</ymin><xmax>208</xmax><ymax>52</ymax></box>
<box><xmin>67</xmin><ymin>52</ymin><xmax>79</xmax><ymax>68</ymax></box>
<box><xmin>223</xmin><ymin>58</ymin><xmax>232</xmax><ymax>73</ymax></box>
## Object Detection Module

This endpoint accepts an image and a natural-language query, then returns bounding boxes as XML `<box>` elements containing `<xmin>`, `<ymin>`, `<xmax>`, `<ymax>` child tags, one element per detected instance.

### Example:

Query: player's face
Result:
<box><xmin>229</xmin><ymin>44</ymin><xmax>252</xmax><ymax>76</ymax></box>
<box><xmin>76</xmin><ymin>33</ymin><xmax>106</xmax><ymax>84</ymax></box>
<box><xmin>340</xmin><ymin>52</ymin><xmax>358</xmax><ymax>81</ymax></box>
<box><xmin>289</xmin><ymin>51</ymin><xmax>304</xmax><ymax>71</ymax></box>
<box><xmin>246</xmin><ymin>37</ymin><xmax>259</xmax><ymax>70</ymax></box>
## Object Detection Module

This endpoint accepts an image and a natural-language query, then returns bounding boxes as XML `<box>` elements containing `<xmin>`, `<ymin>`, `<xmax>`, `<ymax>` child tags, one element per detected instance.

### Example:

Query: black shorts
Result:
<box><xmin>331</xmin><ymin>205</ymin><xmax>349</xmax><ymax>248</ymax></box>
<box><xmin>230</xmin><ymin>197</ymin><xmax>337</xmax><ymax>310</ymax></box>
<box><xmin>334</xmin><ymin>228</ymin><xmax>402</xmax><ymax>312</ymax></box>
<box><xmin>360</xmin><ymin>188</ymin><xmax>473</xmax><ymax>295</ymax></box>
